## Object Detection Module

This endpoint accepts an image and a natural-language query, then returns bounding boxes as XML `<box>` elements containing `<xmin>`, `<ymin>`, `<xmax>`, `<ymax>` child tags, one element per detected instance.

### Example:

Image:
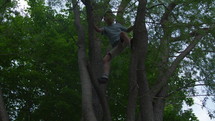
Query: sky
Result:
<box><xmin>14</xmin><ymin>0</ymin><xmax>215</xmax><ymax>121</ymax></box>
<box><xmin>183</xmin><ymin>97</ymin><xmax>215</xmax><ymax>121</ymax></box>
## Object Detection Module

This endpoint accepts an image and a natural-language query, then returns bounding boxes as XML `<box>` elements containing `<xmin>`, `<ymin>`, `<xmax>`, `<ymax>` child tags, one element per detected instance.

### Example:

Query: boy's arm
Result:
<box><xmin>94</xmin><ymin>24</ymin><xmax>103</xmax><ymax>33</ymax></box>
<box><xmin>126</xmin><ymin>25</ymin><xmax>134</xmax><ymax>33</ymax></box>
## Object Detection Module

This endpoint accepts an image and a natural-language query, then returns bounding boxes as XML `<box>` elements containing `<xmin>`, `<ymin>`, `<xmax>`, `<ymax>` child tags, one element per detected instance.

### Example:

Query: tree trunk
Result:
<box><xmin>132</xmin><ymin>0</ymin><xmax>154</xmax><ymax>121</ymax></box>
<box><xmin>153</xmin><ymin>86</ymin><xmax>167</xmax><ymax>121</ymax></box>
<box><xmin>87</xmin><ymin>64</ymin><xmax>112</xmax><ymax>121</ymax></box>
<box><xmin>85</xmin><ymin>2</ymin><xmax>104</xmax><ymax>121</ymax></box>
<box><xmin>82</xmin><ymin>0</ymin><xmax>112</xmax><ymax>121</ymax></box>
<box><xmin>72</xmin><ymin>0</ymin><xmax>97</xmax><ymax>121</ymax></box>
<box><xmin>126</xmin><ymin>52</ymin><xmax>138</xmax><ymax>121</ymax></box>
<box><xmin>0</xmin><ymin>88</ymin><xmax>9</xmax><ymax>121</ymax></box>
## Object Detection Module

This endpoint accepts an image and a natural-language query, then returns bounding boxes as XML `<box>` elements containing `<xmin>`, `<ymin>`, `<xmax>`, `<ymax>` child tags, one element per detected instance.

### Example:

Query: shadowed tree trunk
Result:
<box><xmin>0</xmin><ymin>88</ymin><xmax>9</xmax><ymax>121</ymax></box>
<box><xmin>83</xmin><ymin>0</ymin><xmax>112</xmax><ymax>120</ymax></box>
<box><xmin>72</xmin><ymin>0</ymin><xmax>97</xmax><ymax>121</ymax></box>
<box><xmin>77</xmin><ymin>0</ymin><xmax>112</xmax><ymax>120</ymax></box>
<box><xmin>131</xmin><ymin>0</ymin><xmax>154</xmax><ymax>121</ymax></box>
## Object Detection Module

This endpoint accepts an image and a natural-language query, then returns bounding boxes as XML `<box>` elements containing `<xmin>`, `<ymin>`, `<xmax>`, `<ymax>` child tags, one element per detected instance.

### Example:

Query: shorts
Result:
<box><xmin>108</xmin><ymin>38</ymin><xmax>128</xmax><ymax>59</ymax></box>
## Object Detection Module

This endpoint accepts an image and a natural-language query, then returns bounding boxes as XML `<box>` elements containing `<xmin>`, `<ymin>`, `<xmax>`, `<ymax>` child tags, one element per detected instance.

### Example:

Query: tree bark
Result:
<box><xmin>72</xmin><ymin>0</ymin><xmax>97</xmax><ymax>121</ymax></box>
<box><xmin>151</xmin><ymin>3</ymin><xmax>176</xmax><ymax>121</ymax></box>
<box><xmin>0</xmin><ymin>88</ymin><xmax>9</xmax><ymax>121</ymax></box>
<box><xmin>87</xmin><ymin>64</ymin><xmax>112</xmax><ymax>121</ymax></box>
<box><xmin>153</xmin><ymin>86</ymin><xmax>167</xmax><ymax>121</ymax></box>
<box><xmin>84</xmin><ymin>1</ymin><xmax>104</xmax><ymax>121</ymax></box>
<box><xmin>126</xmin><ymin>50</ymin><xmax>138</xmax><ymax>121</ymax></box>
<box><xmin>132</xmin><ymin>0</ymin><xmax>154</xmax><ymax>121</ymax></box>
<box><xmin>82</xmin><ymin>0</ymin><xmax>112</xmax><ymax>121</ymax></box>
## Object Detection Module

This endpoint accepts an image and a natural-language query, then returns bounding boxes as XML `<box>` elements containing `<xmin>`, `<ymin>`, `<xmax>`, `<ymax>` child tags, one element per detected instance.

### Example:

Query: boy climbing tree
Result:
<box><xmin>94</xmin><ymin>10</ymin><xmax>133</xmax><ymax>84</ymax></box>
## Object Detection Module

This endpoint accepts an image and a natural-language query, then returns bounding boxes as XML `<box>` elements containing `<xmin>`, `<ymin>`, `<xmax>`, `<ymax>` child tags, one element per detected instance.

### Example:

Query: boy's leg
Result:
<box><xmin>99</xmin><ymin>53</ymin><xmax>111</xmax><ymax>84</ymax></box>
<box><xmin>103</xmin><ymin>53</ymin><xmax>111</xmax><ymax>77</ymax></box>
<box><xmin>99</xmin><ymin>32</ymin><xmax>130</xmax><ymax>84</ymax></box>
<box><xmin>120</xmin><ymin>32</ymin><xmax>130</xmax><ymax>44</ymax></box>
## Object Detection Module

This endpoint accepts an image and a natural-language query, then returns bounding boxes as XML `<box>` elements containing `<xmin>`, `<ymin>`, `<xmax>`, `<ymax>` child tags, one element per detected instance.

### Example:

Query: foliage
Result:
<box><xmin>0</xmin><ymin>0</ymin><xmax>80</xmax><ymax>120</ymax></box>
<box><xmin>0</xmin><ymin>0</ymin><xmax>214</xmax><ymax>121</ymax></box>
<box><xmin>164</xmin><ymin>105</ymin><xmax>199</xmax><ymax>121</ymax></box>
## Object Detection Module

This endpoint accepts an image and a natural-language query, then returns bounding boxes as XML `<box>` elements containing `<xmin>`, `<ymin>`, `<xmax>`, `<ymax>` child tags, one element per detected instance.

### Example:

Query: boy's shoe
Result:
<box><xmin>98</xmin><ymin>77</ymin><xmax>108</xmax><ymax>84</ymax></box>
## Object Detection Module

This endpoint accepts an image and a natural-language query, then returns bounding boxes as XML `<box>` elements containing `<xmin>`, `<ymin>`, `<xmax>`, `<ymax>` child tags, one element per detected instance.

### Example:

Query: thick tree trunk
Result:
<box><xmin>0</xmin><ymin>88</ymin><xmax>9</xmax><ymax>121</ymax></box>
<box><xmin>72</xmin><ymin>0</ymin><xmax>97</xmax><ymax>121</ymax></box>
<box><xmin>126</xmin><ymin>50</ymin><xmax>138</xmax><ymax>121</ymax></box>
<box><xmin>87</xmin><ymin>64</ymin><xmax>112</xmax><ymax>121</ymax></box>
<box><xmin>85</xmin><ymin>2</ymin><xmax>104</xmax><ymax>121</ymax></box>
<box><xmin>82</xmin><ymin>0</ymin><xmax>112</xmax><ymax>121</ymax></box>
<box><xmin>132</xmin><ymin>0</ymin><xmax>154</xmax><ymax>121</ymax></box>
<box><xmin>153</xmin><ymin>86</ymin><xmax>167</xmax><ymax>121</ymax></box>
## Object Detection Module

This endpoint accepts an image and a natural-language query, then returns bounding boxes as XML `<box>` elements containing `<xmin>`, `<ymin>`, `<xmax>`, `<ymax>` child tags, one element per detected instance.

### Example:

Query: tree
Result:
<box><xmin>1</xmin><ymin>0</ymin><xmax>81</xmax><ymax>120</ymax></box>
<box><xmin>78</xmin><ymin>0</ymin><xmax>214</xmax><ymax>121</ymax></box>
<box><xmin>0</xmin><ymin>0</ymin><xmax>214</xmax><ymax>121</ymax></box>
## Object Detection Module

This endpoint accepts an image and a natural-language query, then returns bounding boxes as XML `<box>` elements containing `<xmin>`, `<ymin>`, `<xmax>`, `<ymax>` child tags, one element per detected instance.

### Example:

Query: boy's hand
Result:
<box><xmin>94</xmin><ymin>24</ymin><xmax>103</xmax><ymax>33</ymax></box>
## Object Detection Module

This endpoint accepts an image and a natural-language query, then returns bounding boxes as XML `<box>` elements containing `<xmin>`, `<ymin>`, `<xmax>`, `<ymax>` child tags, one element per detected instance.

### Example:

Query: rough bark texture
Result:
<box><xmin>0</xmin><ymin>88</ymin><xmax>9</xmax><ymax>121</ymax></box>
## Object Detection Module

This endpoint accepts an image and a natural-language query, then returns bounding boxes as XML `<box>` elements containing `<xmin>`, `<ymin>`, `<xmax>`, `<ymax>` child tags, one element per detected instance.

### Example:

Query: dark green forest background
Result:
<box><xmin>0</xmin><ymin>0</ymin><xmax>214</xmax><ymax>121</ymax></box>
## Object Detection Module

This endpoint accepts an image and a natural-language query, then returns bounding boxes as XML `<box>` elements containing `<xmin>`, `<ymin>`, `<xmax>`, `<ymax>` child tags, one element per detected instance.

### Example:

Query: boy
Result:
<box><xmin>94</xmin><ymin>11</ymin><xmax>133</xmax><ymax>84</ymax></box>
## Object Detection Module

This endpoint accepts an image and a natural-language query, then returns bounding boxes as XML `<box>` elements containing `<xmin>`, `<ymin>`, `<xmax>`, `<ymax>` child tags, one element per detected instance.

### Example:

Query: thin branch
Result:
<box><xmin>160</xmin><ymin>2</ymin><xmax>177</xmax><ymax>26</ymax></box>
<box><xmin>0</xmin><ymin>54</ymin><xmax>16</xmax><ymax>56</ymax></box>
<box><xmin>171</xmin><ymin>27</ymin><xmax>211</xmax><ymax>42</ymax></box>
<box><xmin>166</xmin><ymin>83</ymin><xmax>215</xmax><ymax>98</ymax></box>
<box><xmin>151</xmin><ymin>34</ymin><xmax>203</xmax><ymax>96</ymax></box>
<box><xmin>151</xmin><ymin>25</ymin><xmax>213</xmax><ymax>96</ymax></box>
<box><xmin>188</xmin><ymin>95</ymin><xmax>215</xmax><ymax>97</ymax></box>
<box><xmin>147</xmin><ymin>3</ymin><xmax>165</xmax><ymax>10</ymax></box>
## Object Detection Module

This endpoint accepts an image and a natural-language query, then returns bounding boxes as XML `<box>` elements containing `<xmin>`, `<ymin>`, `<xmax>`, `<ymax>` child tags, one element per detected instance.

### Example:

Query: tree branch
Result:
<box><xmin>171</xmin><ymin>27</ymin><xmax>211</xmax><ymax>42</ymax></box>
<box><xmin>116</xmin><ymin>0</ymin><xmax>131</xmax><ymax>24</ymax></box>
<box><xmin>147</xmin><ymin>3</ymin><xmax>165</xmax><ymax>10</ymax></box>
<box><xmin>160</xmin><ymin>2</ymin><xmax>177</xmax><ymax>26</ymax></box>
<box><xmin>151</xmin><ymin>34</ymin><xmax>203</xmax><ymax>97</ymax></box>
<box><xmin>166</xmin><ymin>83</ymin><xmax>215</xmax><ymax>98</ymax></box>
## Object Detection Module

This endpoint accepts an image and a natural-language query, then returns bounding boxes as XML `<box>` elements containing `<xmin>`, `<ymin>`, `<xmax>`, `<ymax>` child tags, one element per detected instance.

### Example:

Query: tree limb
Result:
<box><xmin>72</xmin><ymin>0</ymin><xmax>97</xmax><ymax>121</ymax></box>
<box><xmin>87</xmin><ymin>64</ymin><xmax>112</xmax><ymax>121</ymax></box>
<box><xmin>166</xmin><ymin>83</ymin><xmax>214</xmax><ymax>98</ymax></box>
<box><xmin>171</xmin><ymin>27</ymin><xmax>211</xmax><ymax>42</ymax></box>
<box><xmin>116</xmin><ymin>0</ymin><xmax>131</xmax><ymax>24</ymax></box>
<box><xmin>151</xmin><ymin>34</ymin><xmax>203</xmax><ymax>97</ymax></box>
<box><xmin>160</xmin><ymin>2</ymin><xmax>177</xmax><ymax>26</ymax></box>
<box><xmin>0</xmin><ymin>87</ymin><xmax>9</xmax><ymax>121</ymax></box>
